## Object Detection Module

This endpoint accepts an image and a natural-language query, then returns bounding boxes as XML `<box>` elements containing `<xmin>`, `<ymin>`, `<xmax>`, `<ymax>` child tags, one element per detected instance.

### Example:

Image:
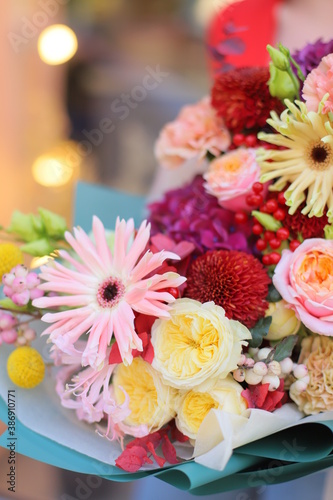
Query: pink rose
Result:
<box><xmin>203</xmin><ymin>148</ymin><xmax>262</xmax><ymax>212</ymax></box>
<box><xmin>273</xmin><ymin>238</ymin><xmax>333</xmax><ymax>336</ymax></box>
<box><xmin>303</xmin><ymin>53</ymin><xmax>333</xmax><ymax>114</ymax></box>
<box><xmin>154</xmin><ymin>97</ymin><xmax>231</xmax><ymax>169</ymax></box>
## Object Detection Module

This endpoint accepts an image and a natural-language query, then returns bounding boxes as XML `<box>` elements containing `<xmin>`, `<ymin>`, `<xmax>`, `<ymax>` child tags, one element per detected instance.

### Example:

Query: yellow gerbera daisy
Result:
<box><xmin>257</xmin><ymin>99</ymin><xmax>333</xmax><ymax>221</ymax></box>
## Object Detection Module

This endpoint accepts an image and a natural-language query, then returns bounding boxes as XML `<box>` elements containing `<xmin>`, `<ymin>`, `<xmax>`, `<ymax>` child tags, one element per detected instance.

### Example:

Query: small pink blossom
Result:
<box><xmin>0</xmin><ymin>312</ymin><xmax>18</xmax><ymax>345</ymax></box>
<box><xmin>203</xmin><ymin>148</ymin><xmax>263</xmax><ymax>212</ymax></box>
<box><xmin>273</xmin><ymin>238</ymin><xmax>333</xmax><ymax>336</ymax></box>
<box><xmin>2</xmin><ymin>265</ymin><xmax>44</xmax><ymax>306</ymax></box>
<box><xmin>1</xmin><ymin>329</ymin><xmax>18</xmax><ymax>344</ymax></box>
<box><xmin>155</xmin><ymin>97</ymin><xmax>231</xmax><ymax>169</ymax></box>
<box><xmin>0</xmin><ymin>311</ymin><xmax>17</xmax><ymax>330</ymax></box>
<box><xmin>303</xmin><ymin>53</ymin><xmax>333</xmax><ymax>113</ymax></box>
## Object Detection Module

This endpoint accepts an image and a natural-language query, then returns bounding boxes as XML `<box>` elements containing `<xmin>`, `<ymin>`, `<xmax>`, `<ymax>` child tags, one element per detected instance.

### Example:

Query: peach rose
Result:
<box><xmin>303</xmin><ymin>54</ymin><xmax>333</xmax><ymax>114</ymax></box>
<box><xmin>203</xmin><ymin>148</ymin><xmax>263</xmax><ymax>212</ymax></box>
<box><xmin>154</xmin><ymin>97</ymin><xmax>231</xmax><ymax>169</ymax></box>
<box><xmin>273</xmin><ymin>238</ymin><xmax>333</xmax><ymax>336</ymax></box>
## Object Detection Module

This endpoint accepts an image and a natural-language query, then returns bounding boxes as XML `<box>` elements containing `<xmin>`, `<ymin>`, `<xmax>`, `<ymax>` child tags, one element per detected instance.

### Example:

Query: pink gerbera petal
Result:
<box><xmin>33</xmin><ymin>217</ymin><xmax>185</xmax><ymax>368</ymax></box>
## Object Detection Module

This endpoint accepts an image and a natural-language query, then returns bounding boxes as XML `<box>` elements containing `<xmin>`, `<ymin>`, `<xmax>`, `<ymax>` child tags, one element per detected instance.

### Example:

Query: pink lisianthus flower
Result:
<box><xmin>55</xmin><ymin>354</ymin><xmax>137</xmax><ymax>442</ymax></box>
<box><xmin>33</xmin><ymin>216</ymin><xmax>186</xmax><ymax>369</ymax></box>
<box><xmin>303</xmin><ymin>53</ymin><xmax>333</xmax><ymax>113</ymax></box>
<box><xmin>155</xmin><ymin>97</ymin><xmax>231</xmax><ymax>169</ymax></box>
<box><xmin>273</xmin><ymin>238</ymin><xmax>333</xmax><ymax>335</ymax></box>
<box><xmin>203</xmin><ymin>148</ymin><xmax>264</xmax><ymax>212</ymax></box>
<box><xmin>2</xmin><ymin>265</ymin><xmax>44</xmax><ymax>306</ymax></box>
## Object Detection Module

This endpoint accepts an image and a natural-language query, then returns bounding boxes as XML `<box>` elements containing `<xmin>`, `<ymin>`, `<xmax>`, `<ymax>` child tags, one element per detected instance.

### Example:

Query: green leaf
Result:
<box><xmin>31</xmin><ymin>214</ymin><xmax>44</xmax><ymax>234</ymax></box>
<box><xmin>7</xmin><ymin>211</ymin><xmax>40</xmax><ymax>242</ymax></box>
<box><xmin>252</xmin><ymin>211</ymin><xmax>282</xmax><ymax>232</ymax></box>
<box><xmin>0</xmin><ymin>297</ymin><xmax>30</xmax><ymax>313</ymax></box>
<box><xmin>38</xmin><ymin>208</ymin><xmax>67</xmax><ymax>239</ymax></box>
<box><xmin>266</xmin><ymin>284</ymin><xmax>282</xmax><ymax>303</ymax></box>
<box><xmin>268</xmin><ymin>335</ymin><xmax>299</xmax><ymax>362</ymax></box>
<box><xmin>20</xmin><ymin>238</ymin><xmax>55</xmax><ymax>257</ymax></box>
<box><xmin>249</xmin><ymin>316</ymin><xmax>272</xmax><ymax>348</ymax></box>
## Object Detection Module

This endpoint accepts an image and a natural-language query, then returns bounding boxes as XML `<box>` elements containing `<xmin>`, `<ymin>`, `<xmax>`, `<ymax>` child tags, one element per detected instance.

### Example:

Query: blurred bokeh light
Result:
<box><xmin>32</xmin><ymin>141</ymin><xmax>80</xmax><ymax>187</ymax></box>
<box><xmin>38</xmin><ymin>24</ymin><xmax>78</xmax><ymax>65</ymax></box>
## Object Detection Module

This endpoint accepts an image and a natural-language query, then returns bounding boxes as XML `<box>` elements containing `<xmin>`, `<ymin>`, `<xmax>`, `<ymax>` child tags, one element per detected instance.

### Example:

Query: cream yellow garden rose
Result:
<box><xmin>265</xmin><ymin>300</ymin><xmax>300</xmax><ymax>341</ymax></box>
<box><xmin>175</xmin><ymin>375</ymin><xmax>248</xmax><ymax>440</ymax></box>
<box><xmin>151</xmin><ymin>298</ymin><xmax>251</xmax><ymax>390</ymax></box>
<box><xmin>113</xmin><ymin>357</ymin><xmax>177</xmax><ymax>435</ymax></box>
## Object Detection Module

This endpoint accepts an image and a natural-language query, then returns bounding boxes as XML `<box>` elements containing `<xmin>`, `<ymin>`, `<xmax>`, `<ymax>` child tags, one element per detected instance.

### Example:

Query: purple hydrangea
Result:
<box><xmin>147</xmin><ymin>175</ymin><xmax>252</xmax><ymax>255</ymax></box>
<box><xmin>292</xmin><ymin>39</ymin><xmax>333</xmax><ymax>77</ymax></box>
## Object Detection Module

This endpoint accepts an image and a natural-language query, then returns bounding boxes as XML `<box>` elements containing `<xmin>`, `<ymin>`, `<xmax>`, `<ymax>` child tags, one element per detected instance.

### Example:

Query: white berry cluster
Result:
<box><xmin>232</xmin><ymin>347</ymin><xmax>309</xmax><ymax>393</ymax></box>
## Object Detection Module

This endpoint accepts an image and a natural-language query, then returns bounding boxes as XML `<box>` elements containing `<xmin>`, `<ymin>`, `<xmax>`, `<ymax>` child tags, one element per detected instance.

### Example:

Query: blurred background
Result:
<box><xmin>0</xmin><ymin>1</ymin><xmax>222</xmax><ymax>498</ymax></box>
<box><xmin>0</xmin><ymin>0</ymin><xmax>219</xmax><ymax>229</ymax></box>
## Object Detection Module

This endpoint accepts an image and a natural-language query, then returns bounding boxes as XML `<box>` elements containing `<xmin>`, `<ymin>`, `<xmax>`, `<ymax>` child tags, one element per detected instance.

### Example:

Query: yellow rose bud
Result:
<box><xmin>151</xmin><ymin>298</ymin><xmax>251</xmax><ymax>390</ymax></box>
<box><xmin>113</xmin><ymin>357</ymin><xmax>176</xmax><ymax>434</ymax></box>
<box><xmin>265</xmin><ymin>300</ymin><xmax>300</xmax><ymax>340</ymax></box>
<box><xmin>175</xmin><ymin>375</ymin><xmax>248</xmax><ymax>440</ymax></box>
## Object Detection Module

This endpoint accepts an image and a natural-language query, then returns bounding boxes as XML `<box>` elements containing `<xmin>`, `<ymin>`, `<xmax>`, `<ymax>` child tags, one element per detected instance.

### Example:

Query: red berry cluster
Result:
<box><xmin>252</xmin><ymin>191</ymin><xmax>301</xmax><ymax>266</ymax></box>
<box><xmin>234</xmin><ymin>182</ymin><xmax>265</xmax><ymax>225</ymax></box>
<box><xmin>232</xmin><ymin>133</ymin><xmax>259</xmax><ymax>148</ymax></box>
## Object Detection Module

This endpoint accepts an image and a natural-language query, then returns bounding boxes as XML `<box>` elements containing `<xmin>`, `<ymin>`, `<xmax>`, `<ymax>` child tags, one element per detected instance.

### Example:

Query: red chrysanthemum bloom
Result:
<box><xmin>211</xmin><ymin>67</ymin><xmax>285</xmax><ymax>133</ymax></box>
<box><xmin>184</xmin><ymin>250</ymin><xmax>270</xmax><ymax>328</ymax></box>
<box><xmin>284</xmin><ymin>203</ymin><xmax>328</xmax><ymax>239</ymax></box>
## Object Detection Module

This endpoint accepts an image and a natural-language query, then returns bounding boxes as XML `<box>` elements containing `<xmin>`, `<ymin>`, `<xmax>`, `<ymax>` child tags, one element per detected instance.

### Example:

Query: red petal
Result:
<box><xmin>115</xmin><ymin>445</ymin><xmax>153</xmax><ymax>472</ymax></box>
<box><xmin>108</xmin><ymin>342</ymin><xmax>123</xmax><ymax>365</ymax></box>
<box><xmin>162</xmin><ymin>435</ymin><xmax>178</xmax><ymax>465</ymax></box>
<box><xmin>252</xmin><ymin>383</ymin><xmax>269</xmax><ymax>407</ymax></box>
<box><xmin>138</xmin><ymin>331</ymin><xmax>149</xmax><ymax>349</ymax></box>
<box><xmin>261</xmin><ymin>390</ymin><xmax>284</xmax><ymax>412</ymax></box>
<box><xmin>241</xmin><ymin>388</ymin><xmax>255</xmax><ymax>409</ymax></box>
<box><xmin>142</xmin><ymin>341</ymin><xmax>154</xmax><ymax>364</ymax></box>
<box><xmin>127</xmin><ymin>430</ymin><xmax>163</xmax><ymax>450</ymax></box>
<box><xmin>170</xmin><ymin>425</ymin><xmax>189</xmax><ymax>443</ymax></box>
<box><xmin>135</xmin><ymin>314</ymin><xmax>157</xmax><ymax>335</ymax></box>
<box><xmin>146</xmin><ymin>441</ymin><xmax>166</xmax><ymax>468</ymax></box>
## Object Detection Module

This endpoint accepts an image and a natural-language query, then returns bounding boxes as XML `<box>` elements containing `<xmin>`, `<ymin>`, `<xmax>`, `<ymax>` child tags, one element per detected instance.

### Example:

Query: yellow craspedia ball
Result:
<box><xmin>7</xmin><ymin>347</ymin><xmax>45</xmax><ymax>389</ymax></box>
<box><xmin>0</xmin><ymin>243</ymin><xmax>23</xmax><ymax>279</ymax></box>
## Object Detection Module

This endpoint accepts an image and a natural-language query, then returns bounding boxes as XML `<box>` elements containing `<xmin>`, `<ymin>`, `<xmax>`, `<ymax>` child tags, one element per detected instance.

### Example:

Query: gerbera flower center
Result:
<box><xmin>307</xmin><ymin>142</ymin><xmax>332</xmax><ymax>171</ymax></box>
<box><xmin>97</xmin><ymin>278</ymin><xmax>125</xmax><ymax>309</ymax></box>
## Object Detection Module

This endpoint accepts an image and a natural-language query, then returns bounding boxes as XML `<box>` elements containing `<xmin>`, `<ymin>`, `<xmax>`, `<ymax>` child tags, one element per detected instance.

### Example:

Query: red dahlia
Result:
<box><xmin>184</xmin><ymin>250</ymin><xmax>270</xmax><ymax>328</ymax></box>
<box><xmin>211</xmin><ymin>67</ymin><xmax>284</xmax><ymax>133</ymax></box>
<box><xmin>283</xmin><ymin>203</ymin><xmax>328</xmax><ymax>239</ymax></box>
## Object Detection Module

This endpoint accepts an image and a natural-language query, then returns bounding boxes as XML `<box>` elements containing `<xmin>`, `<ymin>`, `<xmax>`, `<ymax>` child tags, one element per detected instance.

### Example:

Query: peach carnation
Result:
<box><xmin>303</xmin><ymin>53</ymin><xmax>333</xmax><ymax>113</ymax></box>
<box><xmin>273</xmin><ymin>238</ymin><xmax>333</xmax><ymax>336</ymax></box>
<box><xmin>290</xmin><ymin>335</ymin><xmax>333</xmax><ymax>414</ymax></box>
<box><xmin>154</xmin><ymin>97</ymin><xmax>231</xmax><ymax>169</ymax></box>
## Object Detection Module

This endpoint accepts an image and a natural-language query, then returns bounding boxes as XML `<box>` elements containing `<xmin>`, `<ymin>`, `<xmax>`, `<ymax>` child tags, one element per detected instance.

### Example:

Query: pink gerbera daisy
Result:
<box><xmin>33</xmin><ymin>216</ymin><xmax>185</xmax><ymax>369</ymax></box>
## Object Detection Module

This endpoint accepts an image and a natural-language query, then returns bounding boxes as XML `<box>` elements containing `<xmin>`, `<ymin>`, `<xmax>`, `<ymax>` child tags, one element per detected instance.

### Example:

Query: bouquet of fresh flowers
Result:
<box><xmin>1</xmin><ymin>39</ymin><xmax>333</xmax><ymax>494</ymax></box>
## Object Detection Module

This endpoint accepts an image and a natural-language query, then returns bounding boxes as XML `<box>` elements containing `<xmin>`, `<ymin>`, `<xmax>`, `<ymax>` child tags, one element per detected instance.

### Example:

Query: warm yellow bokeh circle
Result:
<box><xmin>38</xmin><ymin>24</ymin><xmax>78</xmax><ymax>65</ymax></box>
